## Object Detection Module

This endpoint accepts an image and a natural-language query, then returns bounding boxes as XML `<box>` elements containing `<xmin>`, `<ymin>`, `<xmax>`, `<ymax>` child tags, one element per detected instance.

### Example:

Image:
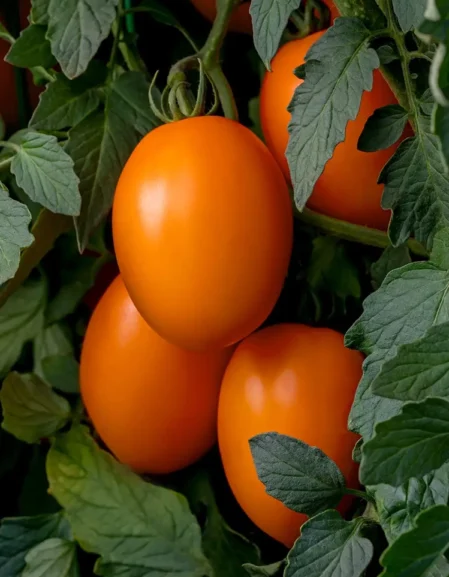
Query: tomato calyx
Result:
<box><xmin>149</xmin><ymin>58</ymin><xmax>219</xmax><ymax>123</ymax></box>
<box><xmin>148</xmin><ymin>0</ymin><xmax>239</xmax><ymax>123</ymax></box>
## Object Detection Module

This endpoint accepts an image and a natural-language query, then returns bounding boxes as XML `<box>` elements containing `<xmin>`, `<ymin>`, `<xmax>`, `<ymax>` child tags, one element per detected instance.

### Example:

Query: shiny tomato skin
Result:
<box><xmin>218</xmin><ymin>324</ymin><xmax>362</xmax><ymax>546</ymax></box>
<box><xmin>80</xmin><ymin>275</ymin><xmax>232</xmax><ymax>474</ymax></box>
<box><xmin>260</xmin><ymin>32</ymin><xmax>401</xmax><ymax>230</ymax></box>
<box><xmin>112</xmin><ymin>116</ymin><xmax>293</xmax><ymax>351</ymax></box>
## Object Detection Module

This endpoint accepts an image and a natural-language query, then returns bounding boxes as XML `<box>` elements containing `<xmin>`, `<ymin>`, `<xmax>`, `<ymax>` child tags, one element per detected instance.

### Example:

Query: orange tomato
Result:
<box><xmin>113</xmin><ymin>116</ymin><xmax>293</xmax><ymax>351</ymax></box>
<box><xmin>190</xmin><ymin>0</ymin><xmax>338</xmax><ymax>34</ymax></box>
<box><xmin>260</xmin><ymin>31</ymin><xmax>401</xmax><ymax>230</ymax></box>
<box><xmin>80</xmin><ymin>275</ymin><xmax>233</xmax><ymax>474</ymax></box>
<box><xmin>218</xmin><ymin>324</ymin><xmax>362</xmax><ymax>546</ymax></box>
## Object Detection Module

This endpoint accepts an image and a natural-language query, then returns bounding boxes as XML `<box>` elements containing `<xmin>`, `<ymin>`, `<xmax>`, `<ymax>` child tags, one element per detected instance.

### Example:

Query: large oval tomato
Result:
<box><xmin>80</xmin><ymin>275</ymin><xmax>233</xmax><ymax>474</ymax></box>
<box><xmin>113</xmin><ymin>116</ymin><xmax>293</xmax><ymax>351</ymax></box>
<box><xmin>218</xmin><ymin>324</ymin><xmax>362</xmax><ymax>546</ymax></box>
<box><xmin>260</xmin><ymin>31</ymin><xmax>401</xmax><ymax>230</ymax></box>
<box><xmin>190</xmin><ymin>0</ymin><xmax>338</xmax><ymax>34</ymax></box>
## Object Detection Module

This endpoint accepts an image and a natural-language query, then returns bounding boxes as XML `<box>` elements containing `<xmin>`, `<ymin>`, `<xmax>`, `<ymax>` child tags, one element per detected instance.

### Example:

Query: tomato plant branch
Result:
<box><xmin>297</xmin><ymin>207</ymin><xmax>428</xmax><ymax>256</ymax></box>
<box><xmin>384</xmin><ymin>0</ymin><xmax>419</xmax><ymax>132</ymax></box>
<box><xmin>196</xmin><ymin>0</ymin><xmax>239</xmax><ymax>120</ymax></box>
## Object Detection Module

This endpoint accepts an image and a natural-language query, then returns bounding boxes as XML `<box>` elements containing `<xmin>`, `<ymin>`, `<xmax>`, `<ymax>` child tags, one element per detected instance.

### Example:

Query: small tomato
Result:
<box><xmin>218</xmin><ymin>324</ymin><xmax>362</xmax><ymax>546</ymax></box>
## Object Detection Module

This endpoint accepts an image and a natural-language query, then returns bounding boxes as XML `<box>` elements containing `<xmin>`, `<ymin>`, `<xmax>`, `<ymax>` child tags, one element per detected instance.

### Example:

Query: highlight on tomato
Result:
<box><xmin>112</xmin><ymin>116</ymin><xmax>293</xmax><ymax>351</ymax></box>
<box><xmin>260</xmin><ymin>31</ymin><xmax>402</xmax><ymax>230</ymax></box>
<box><xmin>80</xmin><ymin>275</ymin><xmax>233</xmax><ymax>474</ymax></box>
<box><xmin>218</xmin><ymin>323</ymin><xmax>362</xmax><ymax>546</ymax></box>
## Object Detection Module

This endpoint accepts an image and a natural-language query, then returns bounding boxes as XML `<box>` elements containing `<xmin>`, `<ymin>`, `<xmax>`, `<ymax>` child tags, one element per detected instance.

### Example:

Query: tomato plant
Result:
<box><xmin>0</xmin><ymin>0</ymin><xmax>448</xmax><ymax>576</ymax></box>
<box><xmin>218</xmin><ymin>324</ymin><xmax>362</xmax><ymax>546</ymax></box>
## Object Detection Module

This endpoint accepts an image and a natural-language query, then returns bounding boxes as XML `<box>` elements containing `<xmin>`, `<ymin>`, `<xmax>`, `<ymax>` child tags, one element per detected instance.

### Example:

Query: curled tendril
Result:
<box><xmin>148</xmin><ymin>59</ymin><xmax>221</xmax><ymax>123</ymax></box>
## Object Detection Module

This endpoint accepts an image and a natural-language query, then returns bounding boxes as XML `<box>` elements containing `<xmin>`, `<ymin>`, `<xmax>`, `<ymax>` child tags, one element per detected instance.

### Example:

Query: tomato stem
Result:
<box><xmin>297</xmin><ymin>207</ymin><xmax>428</xmax><ymax>257</ymax></box>
<box><xmin>345</xmin><ymin>487</ymin><xmax>376</xmax><ymax>503</ymax></box>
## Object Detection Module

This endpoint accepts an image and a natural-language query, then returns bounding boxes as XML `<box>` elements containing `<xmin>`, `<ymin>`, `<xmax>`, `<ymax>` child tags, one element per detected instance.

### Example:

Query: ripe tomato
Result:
<box><xmin>260</xmin><ymin>31</ymin><xmax>401</xmax><ymax>230</ymax></box>
<box><xmin>218</xmin><ymin>324</ymin><xmax>362</xmax><ymax>546</ymax></box>
<box><xmin>190</xmin><ymin>0</ymin><xmax>338</xmax><ymax>35</ymax></box>
<box><xmin>80</xmin><ymin>275</ymin><xmax>232</xmax><ymax>474</ymax></box>
<box><xmin>113</xmin><ymin>116</ymin><xmax>293</xmax><ymax>351</ymax></box>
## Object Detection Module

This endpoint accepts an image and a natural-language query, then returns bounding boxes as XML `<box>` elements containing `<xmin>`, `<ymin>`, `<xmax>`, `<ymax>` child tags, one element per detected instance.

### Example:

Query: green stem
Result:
<box><xmin>386</xmin><ymin>0</ymin><xmax>419</xmax><ymax>131</ymax></box>
<box><xmin>0</xmin><ymin>140</ymin><xmax>21</xmax><ymax>153</ymax></box>
<box><xmin>198</xmin><ymin>0</ymin><xmax>240</xmax><ymax>120</ymax></box>
<box><xmin>345</xmin><ymin>487</ymin><xmax>375</xmax><ymax>504</ymax></box>
<box><xmin>123</xmin><ymin>0</ymin><xmax>135</xmax><ymax>34</ymax></box>
<box><xmin>0</xmin><ymin>157</ymin><xmax>13</xmax><ymax>171</ymax></box>
<box><xmin>297</xmin><ymin>207</ymin><xmax>428</xmax><ymax>257</ymax></box>
<box><xmin>109</xmin><ymin>1</ymin><xmax>123</xmax><ymax>72</ymax></box>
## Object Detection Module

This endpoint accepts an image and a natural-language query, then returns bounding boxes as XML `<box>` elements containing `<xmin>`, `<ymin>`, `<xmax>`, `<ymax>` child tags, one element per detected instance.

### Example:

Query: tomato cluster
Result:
<box><xmin>78</xmin><ymin>4</ymin><xmax>403</xmax><ymax>546</ymax></box>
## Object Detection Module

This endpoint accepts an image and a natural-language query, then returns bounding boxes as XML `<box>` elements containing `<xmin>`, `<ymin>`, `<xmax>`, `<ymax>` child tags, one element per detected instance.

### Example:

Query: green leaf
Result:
<box><xmin>249</xmin><ymin>0</ymin><xmax>300</xmax><ymax>69</ymax></box>
<box><xmin>361</xmin><ymin>397</ymin><xmax>449</xmax><ymax>486</ymax></box>
<box><xmin>431</xmin><ymin>227</ymin><xmax>449</xmax><ymax>270</ymax></box>
<box><xmin>184</xmin><ymin>468</ymin><xmax>260</xmax><ymax>577</ymax></box>
<box><xmin>250</xmin><ymin>433</ymin><xmax>346</xmax><ymax>516</ymax></box>
<box><xmin>41</xmin><ymin>356</ymin><xmax>80</xmax><ymax>394</ymax></box>
<box><xmin>358</xmin><ymin>104</ymin><xmax>408</xmax><ymax>152</ymax></box>
<box><xmin>0</xmin><ymin>186</ymin><xmax>34</xmax><ymax>285</ymax></box>
<box><xmin>372</xmin><ymin>322</ymin><xmax>449</xmax><ymax>402</ymax></box>
<box><xmin>66</xmin><ymin>71</ymin><xmax>159</xmax><ymax>251</ymax></box>
<box><xmin>380</xmin><ymin>115</ymin><xmax>449</xmax><ymax>250</ymax></box>
<box><xmin>392</xmin><ymin>0</ymin><xmax>427</xmax><ymax>32</ymax></box>
<box><xmin>287</xmin><ymin>19</ymin><xmax>380</xmax><ymax>210</ymax></box>
<box><xmin>434</xmin><ymin>104</ymin><xmax>449</xmax><ymax>168</ymax></box>
<box><xmin>244</xmin><ymin>562</ymin><xmax>284</xmax><ymax>577</ymax></box>
<box><xmin>371</xmin><ymin>245</ymin><xmax>411</xmax><ymax>289</ymax></box>
<box><xmin>46</xmin><ymin>426</ymin><xmax>212</xmax><ymax>577</ymax></box>
<box><xmin>375</xmin><ymin>462</ymin><xmax>449</xmax><ymax>542</ymax></box>
<box><xmin>285</xmin><ymin>511</ymin><xmax>373</xmax><ymax>577</ymax></box>
<box><xmin>380</xmin><ymin>505</ymin><xmax>449</xmax><ymax>577</ymax></box>
<box><xmin>0</xmin><ymin>372</ymin><xmax>71</xmax><ymax>443</ymax></box>
<box><xmin>6</xmin><ymin>25</ymin><xmax>55</xmax><ymax>69</ymax></box>
<box><xmin>33</xmin><ymin>323</ymin><xmax>74</xmax><ymax>379</ymax></box>
<box><xmin>23</xmin><ymin>538</ymin><xmax>79</xmax><ymax>577</ymax></box>
<box><xmin>307</xmin><ymin>236</ymin><xmax>361</xmax><ymax>300</ymax></box>
<box><xmin>0</xmin><ymin>512</ymin><xmax>71</xmax><ymax>577</ymax></box>
<box><xmin>31</xmin><ymin>0</ymin><xmax>51</xmax><ymax>25</ymax></box>
<box><xmin>0</xmin><ymin>279</ymin><xmax>46</xmax><ymax>377</ymax></box>
<box><xmin>346</xmin><ymin>262</ymin><xmax>449</xmax><ymax>440</ymax></box>
<box><xmin>11</xmin><ymin>132</ymin><xmax>81</xmax><ymax>216</ymax></box>
<box><xmin>47</xmin><ymin>0</ymin><xmax>119</xmax><ymax>79</ymax></box>
<box><xmin>30</xmin><ymin>63</ymin><xmax>106</xmax><ymax>131</ymax></box>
